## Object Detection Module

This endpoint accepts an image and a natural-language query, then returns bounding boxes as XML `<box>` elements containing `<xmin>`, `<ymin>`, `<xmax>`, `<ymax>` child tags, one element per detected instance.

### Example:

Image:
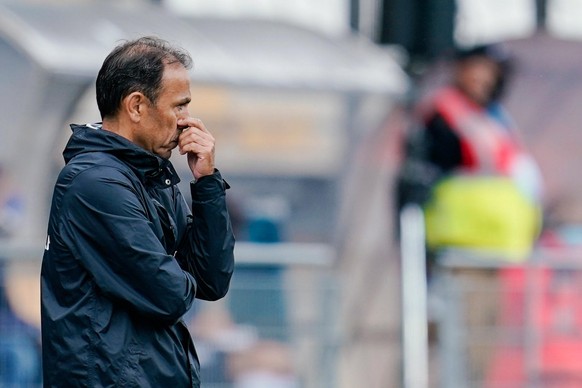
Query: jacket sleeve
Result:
<box><xmin>59</xmin><ymin>166</ymin><xmax>196</xmax><ymax>323</ymax></box>
<box><xmin>174</xmin><ymin>169</ymin><xmax>235</xmax><ymax>301</ymax></box>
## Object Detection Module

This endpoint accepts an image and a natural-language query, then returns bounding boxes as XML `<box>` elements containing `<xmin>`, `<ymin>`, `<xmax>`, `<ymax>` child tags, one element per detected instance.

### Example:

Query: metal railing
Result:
<box><xmin>0</xmin><ymin>239</ymin><xmax>339</xmax><ymax>388</ymax></box>
<box><xmin>433</xmin><ymin>247</ymin><xmax>582</xmax><ymax>388</ymax></box>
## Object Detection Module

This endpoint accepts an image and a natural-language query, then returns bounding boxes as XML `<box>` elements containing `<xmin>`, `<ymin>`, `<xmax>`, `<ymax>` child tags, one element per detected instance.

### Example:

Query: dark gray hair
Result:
<box><xmin>96</xmin><ymin>36</ymin><xmax>193</xmax><ymax>119</ymax></box>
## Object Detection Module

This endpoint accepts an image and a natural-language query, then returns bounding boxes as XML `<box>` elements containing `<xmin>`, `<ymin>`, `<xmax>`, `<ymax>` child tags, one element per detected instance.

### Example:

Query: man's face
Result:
<box><xmin>136</xmin><ymin>62</ymin><xmax>191</xmax><ymax>159</ymax></box>
<box><xmin>455</xmin><ymin>56</ymin><xmax>500</xmax><ymax>106</ymax></box>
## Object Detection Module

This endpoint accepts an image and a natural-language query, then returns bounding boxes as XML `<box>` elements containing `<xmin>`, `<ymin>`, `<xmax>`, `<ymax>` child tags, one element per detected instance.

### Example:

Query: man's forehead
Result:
<box><xmin>160</xmin><ymin>63</ymin><xmax>191</xmax><ymax>87</ymax></box>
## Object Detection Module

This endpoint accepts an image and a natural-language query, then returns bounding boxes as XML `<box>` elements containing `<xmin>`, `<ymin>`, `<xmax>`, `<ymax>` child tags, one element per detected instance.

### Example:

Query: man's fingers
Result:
<box><xmin>177</xmin><ymin>117</ymin><xmax>211</xmax><ymax>134</ymax></box>
<box><xmin>178</xmin><ymin>128</ymin><xmax>215</xmax><ymax>155</ymax></box>
<box><xmin>179</xmin><ymin>142</ymin><xmax>213</xmax><ymax>156</ymax></box>
<box><xmin>179</xmin><ymin>123</ymin><xmax>214</xmax><ymax>144</ymax></box>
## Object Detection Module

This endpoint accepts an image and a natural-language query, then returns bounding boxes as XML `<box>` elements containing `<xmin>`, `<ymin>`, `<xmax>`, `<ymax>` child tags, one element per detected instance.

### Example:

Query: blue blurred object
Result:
<box><xmin>229</xmin><ymin>197</ymin><xmax>290</xmax><ymax>341</ymax></box>
<box><xmin>248</xmin><ymin>217</ymin><xmax>282</xmax><ymax>243</ymax></box>
<box><xmin>0</xmin><ymin>263</ymin><xmax>42</xmax><ymax>386</ymax></box>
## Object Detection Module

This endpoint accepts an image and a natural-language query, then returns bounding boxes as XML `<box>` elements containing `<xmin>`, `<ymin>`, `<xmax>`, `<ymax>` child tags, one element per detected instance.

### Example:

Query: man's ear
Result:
<box><xmin>123</xmin><ymin>92</ymin><xmax>148</xmax><ymax>123</ymax></box>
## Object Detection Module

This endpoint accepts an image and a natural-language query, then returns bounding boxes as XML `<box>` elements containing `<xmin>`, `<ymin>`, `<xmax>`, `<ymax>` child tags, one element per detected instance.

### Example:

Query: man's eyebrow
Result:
<box><xmin>178</xmin><ymin>97</ymin><xmax>191</xmax><ymax>105</ymax></box>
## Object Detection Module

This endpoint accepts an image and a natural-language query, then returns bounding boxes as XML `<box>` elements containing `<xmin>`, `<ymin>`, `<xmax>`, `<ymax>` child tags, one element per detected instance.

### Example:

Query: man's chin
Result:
<box><xmin>155</xmin><ymin>149</ymin><xmax>172</xmax><ymax>160</ymax></box>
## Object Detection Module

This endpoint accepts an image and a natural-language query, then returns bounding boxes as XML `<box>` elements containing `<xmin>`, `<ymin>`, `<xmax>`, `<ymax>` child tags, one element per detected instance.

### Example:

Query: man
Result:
<box><xmin>410</xmin><ymin>44</ymin><xmax>542</xmax><ymax>258</ymax></box>
<box><xmin>401</xmin><ymin>44</ymin><xmax>542</xmax><ymax>382</ymax></box>
<box><xmin>41</xmin><ymin>36</ymin><xmax>235</xmax><ymax>387</ymax></box>
<box><xmin>420</xmin><ymin>44</ymin><xmax>518</xmax><ymax>175</ymax></box>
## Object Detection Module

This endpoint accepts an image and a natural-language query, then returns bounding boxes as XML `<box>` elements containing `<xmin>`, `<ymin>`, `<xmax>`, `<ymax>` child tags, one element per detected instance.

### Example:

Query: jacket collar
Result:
<box><xmin>64</xmin><ymin>123</ymin><xmax>181</xmax><ymax>188</ymax></box>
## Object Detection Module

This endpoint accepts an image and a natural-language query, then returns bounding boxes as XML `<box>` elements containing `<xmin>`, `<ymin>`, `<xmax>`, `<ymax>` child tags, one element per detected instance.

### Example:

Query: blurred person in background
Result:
<box><xmin>397</xmin><ymin>43</ymin><xmax>543</xmax><ymax>380</ymax></box>
<box><xmin>0</xmin><ymin>165</ymin><xmax>24</xmax><ymax>238</ymax></box>
<box><xmin>41</xmin><ymin>37</ymin><xmax>235</xmax><ymax>387</ymax></box>
<box><xmin>0</xmin><ymin>263</ymin><xmax>42</xmax><ymax>387</ymax></box>
<box><xmin>188</xmin><ymin>304</ymin><xmax>299</xmax><ymax>387</ymax></box>
<box><xmin>0</xmin><ymin>166</ymin><xmax>41</xmax><ymax>386</ymax></box>
<box><xmin>399</xmin><ymin>43</ymin><xmax>543</xmax><ymax>263</ymax></box>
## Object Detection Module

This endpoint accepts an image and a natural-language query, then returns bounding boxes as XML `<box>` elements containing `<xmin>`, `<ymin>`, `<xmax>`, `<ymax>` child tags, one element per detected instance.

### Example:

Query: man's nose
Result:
<box><xmin>177</xmin><ymin>117</ymin><xmax>189</xmax><ymax>131</ymax></box>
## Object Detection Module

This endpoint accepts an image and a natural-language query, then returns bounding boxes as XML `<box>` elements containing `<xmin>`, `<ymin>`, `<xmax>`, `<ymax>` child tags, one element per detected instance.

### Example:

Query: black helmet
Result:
<box><xmin>454</xmin><ymin>43</ymin><xmax>511</xmax><ymax>66</ymax></box>
<box><xmin>454</xmin><ymin>43</ymin><xmax>513</xmax><ymax>100</ymax></box>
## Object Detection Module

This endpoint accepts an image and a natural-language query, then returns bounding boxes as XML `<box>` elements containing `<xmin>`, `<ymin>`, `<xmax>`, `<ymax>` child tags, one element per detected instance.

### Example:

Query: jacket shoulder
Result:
<box><xmin>53</xmin><ymin>153</ymin><xmax>145</xmax><ymax>215</ymax></box>
<box><xmin>59</xmin><ymin>152</ymin><xmax>138</xmax><ymax>185</ymax></box>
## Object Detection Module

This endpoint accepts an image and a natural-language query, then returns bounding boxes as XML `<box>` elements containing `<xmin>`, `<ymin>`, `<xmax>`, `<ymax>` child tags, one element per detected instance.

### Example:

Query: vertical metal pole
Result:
<box><xmin>400</xmin><ymin>204</ymin><xmax>429</xmax><ymax>388</ymax></box>
<box><xmin>350</xmin><ymin>0</ymin><xmax>360</xmax><ymax>32</ymax></box>
<box><xmin>321</xmin><ymin>271</ymin><xmax>340</xmax><ymax>388</ymax></box>
<box><xmin>438</xmin><ymin>266</ymin><xmax>468</xmax><ymax>388</ymax></box>
<box><xmin>535</xmin><ymin>0</ymin><xmax>547</xmax><ymax>30</ymax></box>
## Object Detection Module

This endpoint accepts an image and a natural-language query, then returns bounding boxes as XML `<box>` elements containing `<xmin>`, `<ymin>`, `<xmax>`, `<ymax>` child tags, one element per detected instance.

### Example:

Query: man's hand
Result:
<box><xmin>177</xmin><ymin>118</ymin><xmax>215</xmax><ymax>179</ymax></box>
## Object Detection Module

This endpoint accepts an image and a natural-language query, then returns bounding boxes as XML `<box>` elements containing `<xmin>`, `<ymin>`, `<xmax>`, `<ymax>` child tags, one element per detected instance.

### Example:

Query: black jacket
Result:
<box><xmin>41</xmin><ymin>124</ymin><xmax>235</xmax><ymax>387</ymax></box>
